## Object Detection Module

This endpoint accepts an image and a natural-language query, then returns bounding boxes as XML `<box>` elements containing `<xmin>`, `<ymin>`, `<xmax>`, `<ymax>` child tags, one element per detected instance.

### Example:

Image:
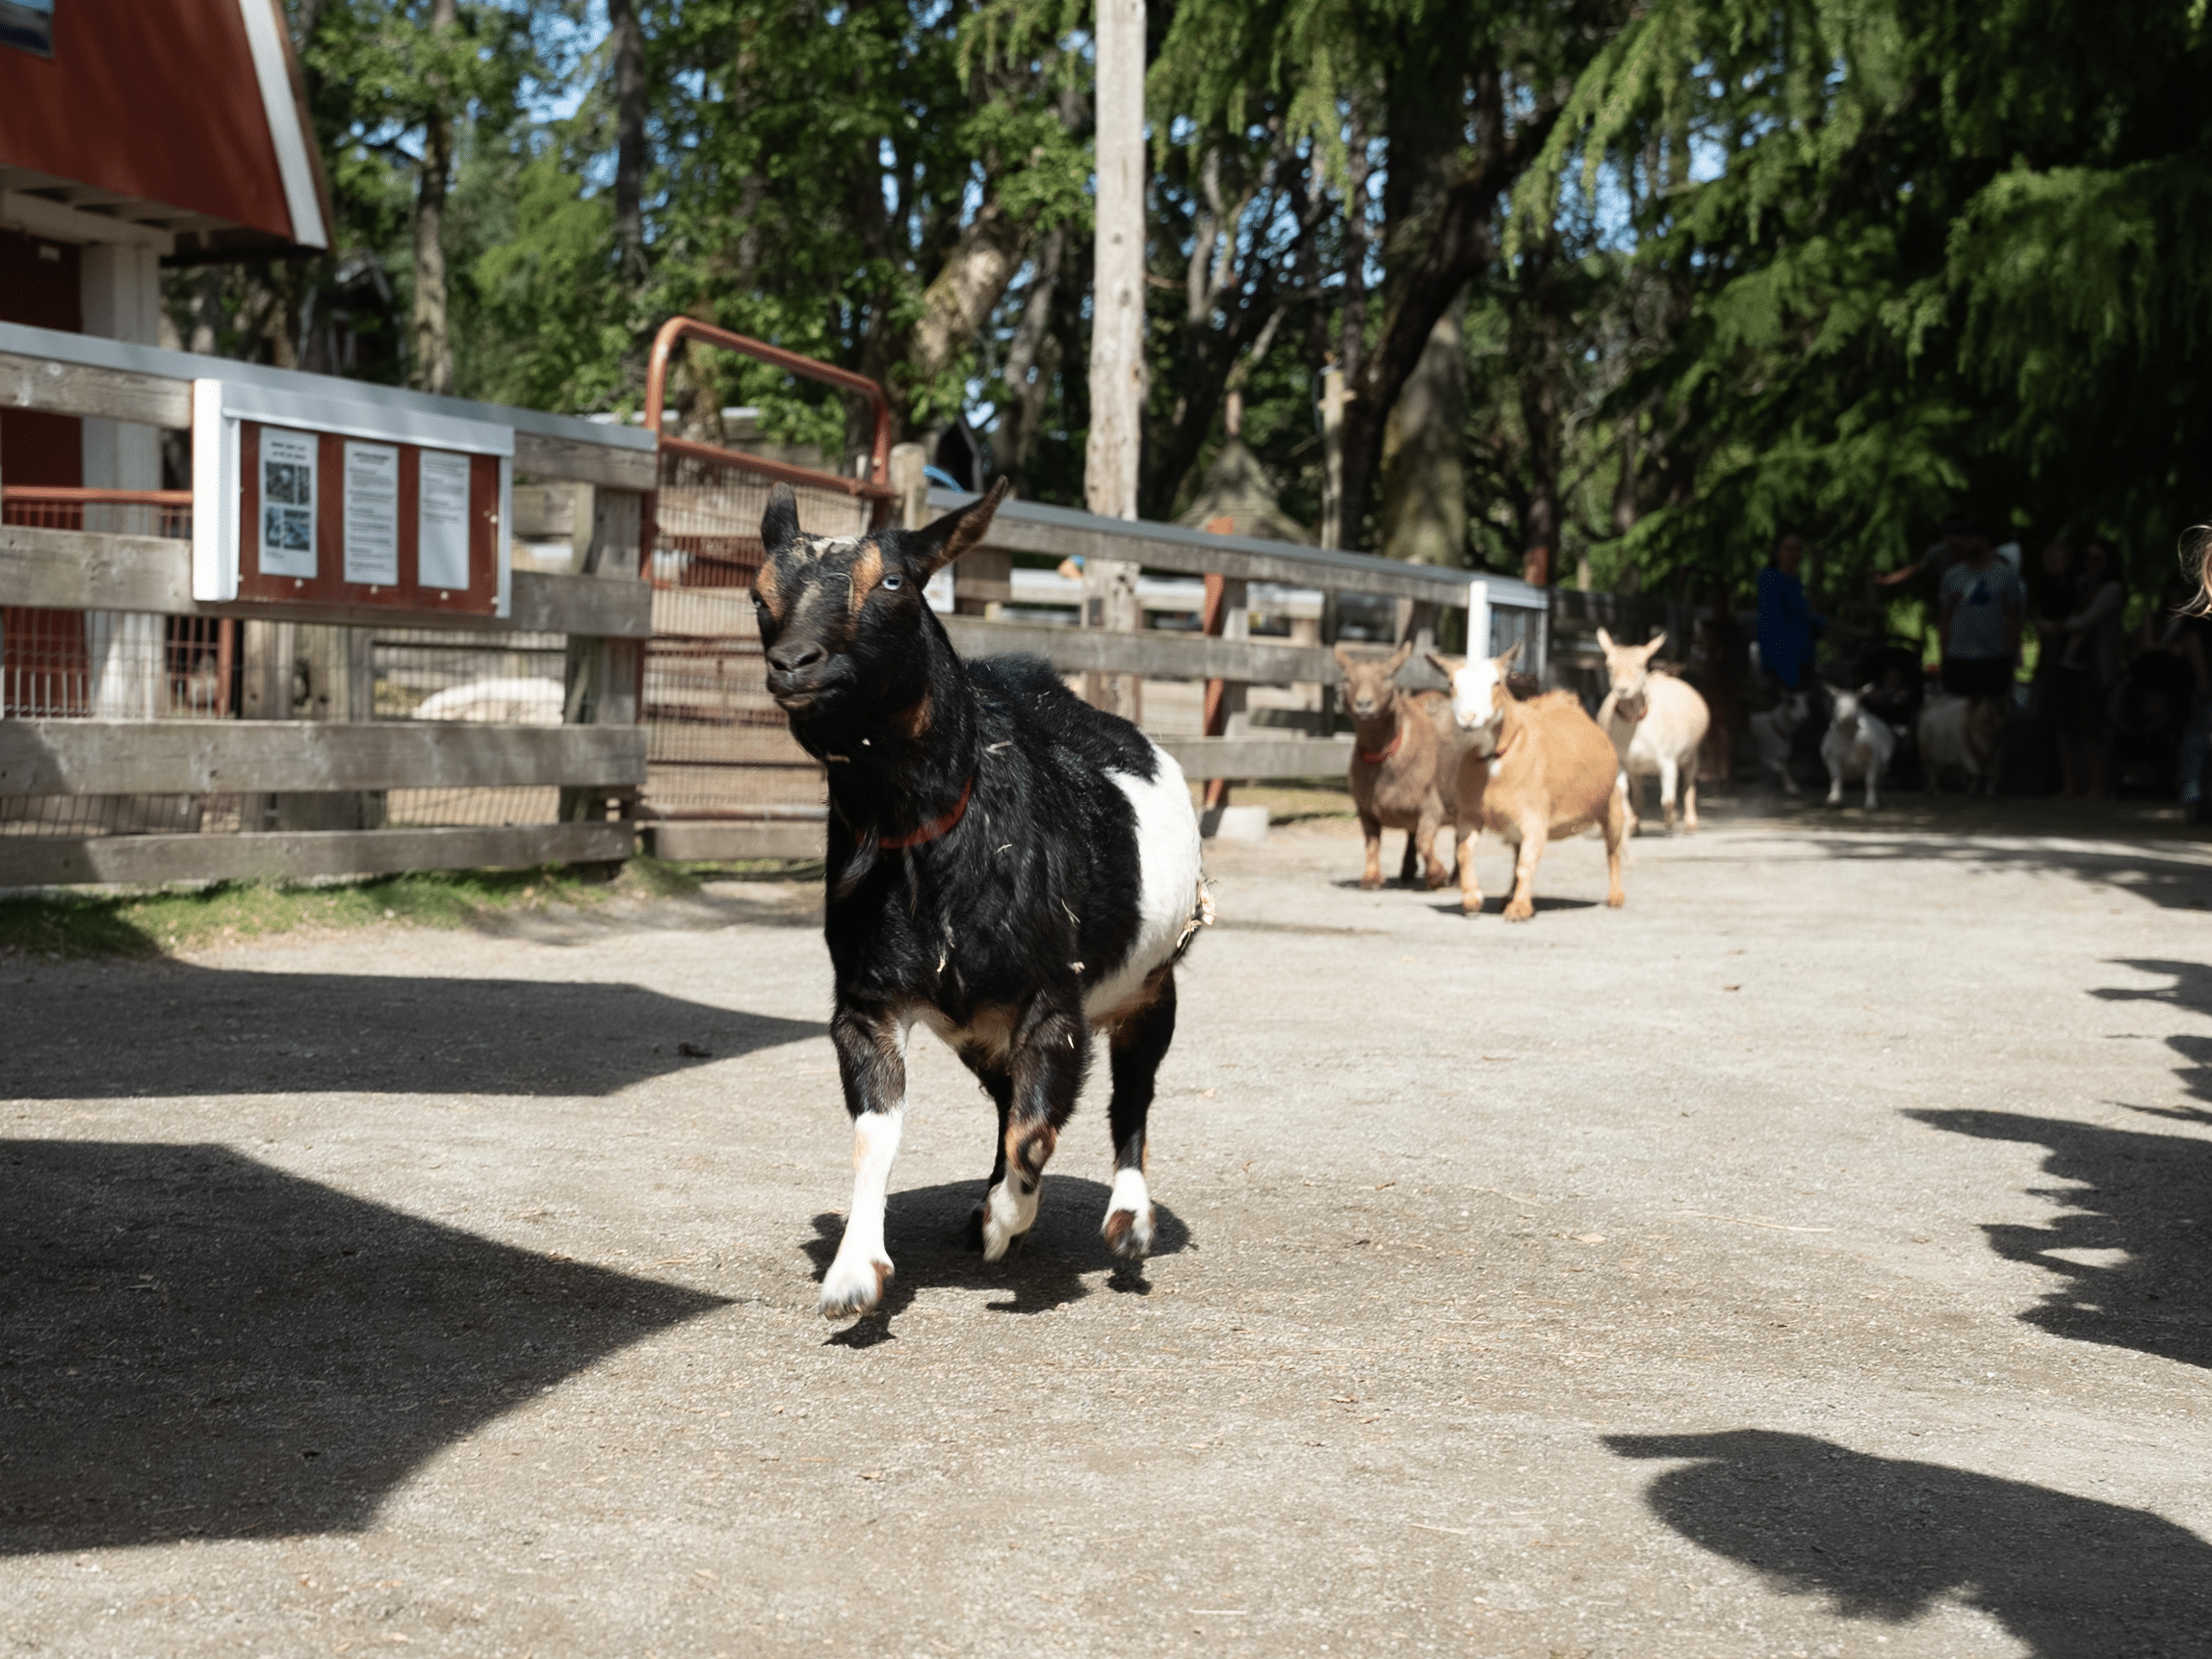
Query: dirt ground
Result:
<box><xmin>5</xmin><ymin>797</ymin><xmax>2212</xmax><ymax>1658</ymax></box>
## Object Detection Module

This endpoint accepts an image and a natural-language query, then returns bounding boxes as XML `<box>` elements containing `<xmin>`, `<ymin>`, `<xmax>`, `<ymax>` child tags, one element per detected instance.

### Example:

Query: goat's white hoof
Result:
<box><xmin>1103</xmin><ymin>1204</ymin><xmax>1155</xmax><ymax>1259</ymax></box>
<box><xmin>819</xmin><ymin>1253</ymin><xmax>893</xmax><ymax>1319</ymax></box>
<box><xmin>979</xmin><ymin>1177</ymin><xmax>1037</xmax><ymax>1263</ymax></box>
<box><xmin>1103</xmin><ymin>1168</ymin><xmax>1155</xmax><ymax>1259</ymax></box>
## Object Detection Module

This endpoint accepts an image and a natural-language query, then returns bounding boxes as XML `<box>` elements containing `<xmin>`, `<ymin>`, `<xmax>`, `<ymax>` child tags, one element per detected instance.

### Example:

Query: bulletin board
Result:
<box><xmin>192</xmin><ymin>379</ymin><xmax>513</xmax><ymax>617</ymax></box>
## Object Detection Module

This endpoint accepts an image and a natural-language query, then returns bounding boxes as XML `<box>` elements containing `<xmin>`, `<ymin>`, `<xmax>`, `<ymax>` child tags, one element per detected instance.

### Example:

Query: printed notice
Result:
<box><xmin>343</xmin><ymin>442</ymin><xmax>401</xmax><ymax>584</ymax></box>
<box><xmin>417</xmin><ymin>450</ymin><xmax>473</xmax><ymax>591</ymax></box>
<box><xmin>258</xmin><ymin>428</ymin><xmax>318</xmax><ymax>578</ymax></box>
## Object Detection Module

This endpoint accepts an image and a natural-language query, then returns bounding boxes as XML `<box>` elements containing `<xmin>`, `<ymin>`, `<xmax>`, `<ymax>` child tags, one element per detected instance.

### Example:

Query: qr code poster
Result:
<box><xmin>258</xmin><ymin>428</ymin><xmax>318</xmax><ymax>578</ymax></box>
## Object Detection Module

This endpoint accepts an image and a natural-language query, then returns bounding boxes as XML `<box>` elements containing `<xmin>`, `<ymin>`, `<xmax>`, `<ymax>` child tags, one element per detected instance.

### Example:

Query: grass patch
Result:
<box><xmin>0</xmin><ymin>854</ymin><xmax>815</xmax><ymax>962</ymax></box>
<box><xmin>1190</xmin><ymin>777</ymin><xmax>1358</xmax><ymax>824</ymax></box>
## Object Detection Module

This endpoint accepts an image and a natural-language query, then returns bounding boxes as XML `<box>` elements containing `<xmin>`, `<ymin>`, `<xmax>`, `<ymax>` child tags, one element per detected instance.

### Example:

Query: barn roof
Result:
<box><xmin>0</xmin><ymin>0</ymin><xmax>330</xmax><ymax>259</ymax></box>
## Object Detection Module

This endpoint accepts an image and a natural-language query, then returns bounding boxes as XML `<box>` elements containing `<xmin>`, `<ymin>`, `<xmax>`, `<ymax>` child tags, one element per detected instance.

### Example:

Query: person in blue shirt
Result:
<box><xmin>1757</xmin><ymin>532</ymin><xmax>1825</xmax><ymax>690</ymax></box>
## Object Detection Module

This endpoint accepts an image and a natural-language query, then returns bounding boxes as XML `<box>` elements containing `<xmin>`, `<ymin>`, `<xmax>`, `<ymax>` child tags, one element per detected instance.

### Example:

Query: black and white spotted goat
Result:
<box><xmin>752</xmin><ymin>480</ymin><xmax>1208</xmax><ymax>1319</ymax></box>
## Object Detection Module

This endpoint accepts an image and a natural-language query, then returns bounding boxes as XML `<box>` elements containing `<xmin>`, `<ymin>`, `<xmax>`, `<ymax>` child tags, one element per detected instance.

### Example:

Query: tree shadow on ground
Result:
<box><xmin>1905</xmin><ymin>957</ymin><xmax>2212</xmax><ymax>1371</ymax></box>
<box><xmin>1609</xmin><ymin>1430</ymin><xmax>2212</xmax><ymax>1658</ymax></box>
<box><xmin>0</xmin><ymin>1140</ymin><xmax>727</xmax><ymax>1556</ymax></box>
<box><xmin>800</xmin><ymin>1177</ymin><xmax>1190</xmax><ymax>1344</ymax></box>
<box><xmin>2</xmin><ymin>963</ymin><xmax>823</xmax><ymax>1099</ymax></box>
<box><xmin>1905</xmin><ymin>1104</ymin><xmax>2212</xmax><ymax>1371</ymax></box>
<box><xmin>2094</xmin><ymin>958</ymin><xmax>2212</xmax><ymax>1102</ymax></box>
<box><xmin>1793</xmin><ymin>831</ymin><xmax>2212</xmax><ymax>912</ymax></box>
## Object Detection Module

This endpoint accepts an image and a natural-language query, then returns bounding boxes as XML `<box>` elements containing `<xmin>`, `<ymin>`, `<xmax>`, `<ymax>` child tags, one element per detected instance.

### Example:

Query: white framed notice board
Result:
<box><xmin>192</xmin><ymin>380</ymin><xmax>515</xmax><ymax>617</ymax></box>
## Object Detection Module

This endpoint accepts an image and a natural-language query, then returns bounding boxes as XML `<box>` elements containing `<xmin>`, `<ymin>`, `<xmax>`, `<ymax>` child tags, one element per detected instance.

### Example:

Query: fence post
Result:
<box><xmin>1199</xmin><ymin>571</ymin><xmax>1247</xmax><ymax>811</ymax></box>
<box><xmin>561</xmin><ymin>486</ymin><xmax>644</xmax><ymax>831</ymax></box>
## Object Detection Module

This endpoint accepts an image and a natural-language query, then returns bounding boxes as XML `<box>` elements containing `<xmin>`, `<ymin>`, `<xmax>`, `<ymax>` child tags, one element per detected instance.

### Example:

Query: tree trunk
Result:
<box><xmin>1084</xmin><ymin>0</ymin><xmax>1146</xmax><ymax>719</ymax></box>
<box><xmin>1514</xmin><ymin>238</ymin><xmax>1563</xmax><ymax>586</ymax></box>
<box><xmin>609</xmin><ymin>0</ymin><xmax>649</xmax><ymax>283</ymax></box>
<box><xmin>409</xmin><ymin>0</ymin><xmax>458</xmax><ymax>398</ymax></box>
<box><xmin>996</xmin><ymin>227</ymin><xmax>1065</xmax><ymax>494</ymax></box>
<box><xmin>1339</xmin><ymin>70</ymin><xmax>1561</xmax><ymax>551</ymax></box>
<box><xmin>1380</xmin><ymin>289</ymin><xmax>1468</xmax><ymax>566</ymax></box>
<box><xmin>909</xmin><ymin>198</ymin><xmax>1028</xmax><ymax>406</ymax></box>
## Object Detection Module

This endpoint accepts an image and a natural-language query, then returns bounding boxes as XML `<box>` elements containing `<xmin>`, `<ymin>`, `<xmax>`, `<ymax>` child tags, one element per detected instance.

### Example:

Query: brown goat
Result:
<box><xmin>1430</xmin><ymin>644</ymin><xmax>1626</xmax><ymax>920</ymax></box>
<box><xmin>1336</xmin><ymin>640</ymin><xmax>1461</xmax><ymax>889</ymax></box>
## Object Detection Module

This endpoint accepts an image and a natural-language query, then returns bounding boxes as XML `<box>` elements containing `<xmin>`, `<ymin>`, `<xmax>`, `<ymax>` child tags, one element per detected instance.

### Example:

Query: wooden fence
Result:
<box><xmin>0</xmin><ymin>321</ymin><xmax>653</xmax><ymax>888</ymax></box>
<box><xmin>2</xmin><ymin>316</ymin><xmax>1561</xmax><ymax>883</ymax></box>
<box><xmin>638</xmin><ymin>473</ymin><xmax>1549</xmax><ymax>862</ymax></box>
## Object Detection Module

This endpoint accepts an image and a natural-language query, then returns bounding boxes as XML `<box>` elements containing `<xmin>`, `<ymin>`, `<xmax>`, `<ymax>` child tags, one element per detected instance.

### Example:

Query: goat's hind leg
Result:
<box><xmin>980</xmin><ymin>990</ymin><xmax>1087</xmax><ymax>1262</ymax></box>
<box><xmin>958</xmin><ymin>1051</ymin><xmax>1015</xmax><ymax>1253</ymax></box>
<box><xmin>820</xmin><ymin>1003</ymin><xmax>908</xmax><ymax>1319</ymax></box>
<box><xmin>1103</xmin><ymin>969</ymin><xmax>1175</xmax><ymax>1259</ymax></box>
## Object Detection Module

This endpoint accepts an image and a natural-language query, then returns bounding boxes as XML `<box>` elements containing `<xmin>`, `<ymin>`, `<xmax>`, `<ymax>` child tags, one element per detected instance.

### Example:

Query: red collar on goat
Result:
<box><xmin>879</xmin><ymin>774</ymin><xmax>974</xmax><ymax>848</ymax></box>
<box><xmin>1358</xmin><ymin>723</ymin><xmax>1403</xmax><ymax>765</ymax></box>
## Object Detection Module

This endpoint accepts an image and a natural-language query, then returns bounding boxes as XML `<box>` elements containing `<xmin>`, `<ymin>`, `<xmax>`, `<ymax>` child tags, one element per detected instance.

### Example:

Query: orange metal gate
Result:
<box><xmin>638</xmin><ymin>319</ymin><xmax>897</xmax><ymax>831</ymax></box>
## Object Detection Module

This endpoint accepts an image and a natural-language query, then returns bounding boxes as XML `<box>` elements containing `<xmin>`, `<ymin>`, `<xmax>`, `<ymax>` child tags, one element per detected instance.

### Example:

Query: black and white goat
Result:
<box><xmin>752</xmin><ymin>480</ymin><xmax>1208</xmax><ymax>1319</ymax></box>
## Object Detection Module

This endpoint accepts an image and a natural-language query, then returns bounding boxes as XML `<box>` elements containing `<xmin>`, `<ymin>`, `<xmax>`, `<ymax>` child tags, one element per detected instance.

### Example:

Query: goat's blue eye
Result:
<box><xmin>881</xmin><ymin>573</ymin><xmax>903</xmax><ymax>591</ymax></box>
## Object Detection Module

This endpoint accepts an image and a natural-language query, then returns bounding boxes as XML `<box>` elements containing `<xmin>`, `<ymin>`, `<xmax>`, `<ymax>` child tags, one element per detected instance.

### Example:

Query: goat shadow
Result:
<box><xmin>1429</xmin><ymin>894</ymin><xmax>1599</xmax><ymax>918</ymax></box>
<box><xmin>801</xmin><ymin>1177</ymin><xmax>1191</xmax><ymax>1345</ymax></box>
<box><xmin>1609</xmin><ymin>1430</ymin><xmax>2212</xmax><ymax>1658</ymax></box>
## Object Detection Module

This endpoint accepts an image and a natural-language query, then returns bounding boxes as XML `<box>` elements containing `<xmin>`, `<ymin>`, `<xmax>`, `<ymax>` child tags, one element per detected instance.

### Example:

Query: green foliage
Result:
<box><xmin>169</xmin><ymin>2</ymin><xmax>2212</xmax><ymax>613</ymax></box>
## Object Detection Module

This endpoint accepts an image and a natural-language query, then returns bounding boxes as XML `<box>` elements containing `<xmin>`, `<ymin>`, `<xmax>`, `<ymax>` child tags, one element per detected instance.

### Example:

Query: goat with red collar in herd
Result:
<box><xmin>751</xmin><ymin>479</ymin><xmax>1210</xmax><ymax>1319</ymax></box>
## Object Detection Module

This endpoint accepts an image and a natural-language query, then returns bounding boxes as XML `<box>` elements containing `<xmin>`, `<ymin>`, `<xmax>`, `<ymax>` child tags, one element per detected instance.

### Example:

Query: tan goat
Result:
<box><xmin>1430</xmin><ymin>643</ymin><xmax>1626</xmax><ymax>920</ymax></box>
<box><xmin>1336</xmin><ymin>641</ymin><xmax>1461</xmax><ymax>889</ymax></box>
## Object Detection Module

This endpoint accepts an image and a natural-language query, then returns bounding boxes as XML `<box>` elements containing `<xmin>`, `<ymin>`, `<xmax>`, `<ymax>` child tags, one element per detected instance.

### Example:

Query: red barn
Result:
<box><xmin>0</xmin><ymin>0</ymin><xmax>330</xmax><ymax>713</ymax></box>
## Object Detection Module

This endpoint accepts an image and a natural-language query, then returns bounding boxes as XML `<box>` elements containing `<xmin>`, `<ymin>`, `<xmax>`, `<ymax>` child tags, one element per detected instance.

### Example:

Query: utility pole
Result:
<box><xmin>1083</xmin><ymin>0</ymin><xmax>1145</xmax><ymax>719</ymax></box>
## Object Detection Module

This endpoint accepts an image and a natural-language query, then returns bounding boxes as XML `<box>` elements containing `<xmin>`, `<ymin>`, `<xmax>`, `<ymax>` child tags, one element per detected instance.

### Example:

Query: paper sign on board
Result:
<box><xmin>258</xmin><ymin>428</ymin><xmax>318</xmax><ymax>578</ymax></box>
<box><xmin>343</xmin><ymin>442</ymin><xmax>401</xmax><ymax>584</ymax></box>
<box><xmin>417</xmin><ymin>450</ymin><xmax>472</xmax><ymax>591</ymax></box>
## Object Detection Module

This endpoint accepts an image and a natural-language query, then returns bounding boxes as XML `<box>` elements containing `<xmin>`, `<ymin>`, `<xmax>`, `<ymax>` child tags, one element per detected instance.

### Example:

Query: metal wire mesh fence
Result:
<box><xmin>643</xmin><ymin>445</ymin><xmax>877</xmax><ymax>821</ymax></box>
<box><xmin>2</xmin><ymin>490</ymin><xmax>583</xmax><ymax>842</ymax></box>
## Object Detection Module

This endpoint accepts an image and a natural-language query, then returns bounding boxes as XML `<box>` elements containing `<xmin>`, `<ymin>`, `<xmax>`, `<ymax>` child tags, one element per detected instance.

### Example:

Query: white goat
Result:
<box><xmin>1822</xmin><ymin>685</ymin><xmax>1895</xmax><ymax>809</ymax></box>
<box><xmin>1918</xmin><ymin>693</ymin><xmax>2005</xmax><ymax>796</ymax></box>
<box><xmin>1595</xmin><ymin>628</ymin><xmax>1712</xmax><ymax>834</ymax></box>
<box><xmin>1749</xmin><ymin>689</ymin><xmax>1810</xmax><ymax>795</ymax></box>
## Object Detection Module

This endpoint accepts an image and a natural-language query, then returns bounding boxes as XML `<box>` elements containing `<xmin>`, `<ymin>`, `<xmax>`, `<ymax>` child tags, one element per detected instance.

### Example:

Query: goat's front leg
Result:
<box><xmin>1359</xmin><ymin>814</ymin><xmax>1385</xmax><ymax>890</ymax></box>
<box><xmin>981</xmin><ymin>990</ymin><xmax>1089</xmax><ymax>1262</ymax></box>
<box><xmin>1503</xmin><ymin>819</ymin><xmax>1548</xmax><ymax>921</ymax></box>
<box><xmin>820</xmin><ymin>1002</ymin><xmax>908</xmax><ymax>1319</ymax></box>
<box><xmin>1416</xmin><ymin>801</ymin><xmax>1451</xmax><ymax>889</ymax></box>
<box><xmin>1456</xmin><ymin>823</ymin><xmax>1485</xmax><ymax>916</ymax></box>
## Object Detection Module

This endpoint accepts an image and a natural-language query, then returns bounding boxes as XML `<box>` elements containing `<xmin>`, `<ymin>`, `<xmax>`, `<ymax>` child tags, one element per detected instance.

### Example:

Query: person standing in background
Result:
<box><xmin>1938</xmin><ymin>517</ymin><xmax>2024</xmax><ymax>704</ymax></box>
<box><xmin>2040</xmin><ymin>537</ymin><xmax>2123</xmax><ymax>799</ymax></box>
<box><xmin>1757</xmin><ymin>532</ymin><xmax>1824</xmax><ymax>692</ymax></box>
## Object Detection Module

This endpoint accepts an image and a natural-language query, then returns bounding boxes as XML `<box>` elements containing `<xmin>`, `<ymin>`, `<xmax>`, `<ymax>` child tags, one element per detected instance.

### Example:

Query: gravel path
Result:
<box><xmin>5</xmin><ymin>803</ymin><xmax>2211</xmax><ymax>1657</ymax></box>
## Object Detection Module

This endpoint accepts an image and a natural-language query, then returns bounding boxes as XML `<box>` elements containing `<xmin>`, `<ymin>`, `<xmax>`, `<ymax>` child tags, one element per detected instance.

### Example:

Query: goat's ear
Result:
<box><xmin>1425</xmin><ymin>651</ymin><xmax>1463</xmax><ymax>680</ymax></box>
<box><xmin>1383</xmin><ymin>638</ymin><xmax>1414</xmax><ymax>676</ymax></box>
<box><xmin>1596</xmin><ymin>627</ymin><xmax>1615</xmax><ymax>652</ymax></box>
<box><xmin>1332</xmin><ymin>642</ymin><xmax>1358</xmax><ymax>673</ymax></box>
<box><xmin>761</xmin><ymin>483</ymin><xmax>801</xmax><ymax>553</ymax></box>
<box><xmin>1495</xmin><ymin>638</ymin><xmax>1524</xmax><ymax>671</ymax></box>
<box><xmin>905</xmin><ymin>476</ymin><xmax>1012</xmax><ymax>580</ymax></box>
<box><xmin>1645</xmin><ymin>629</ymin><xmax>1667</xmax><ymax>656</ymax></box>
